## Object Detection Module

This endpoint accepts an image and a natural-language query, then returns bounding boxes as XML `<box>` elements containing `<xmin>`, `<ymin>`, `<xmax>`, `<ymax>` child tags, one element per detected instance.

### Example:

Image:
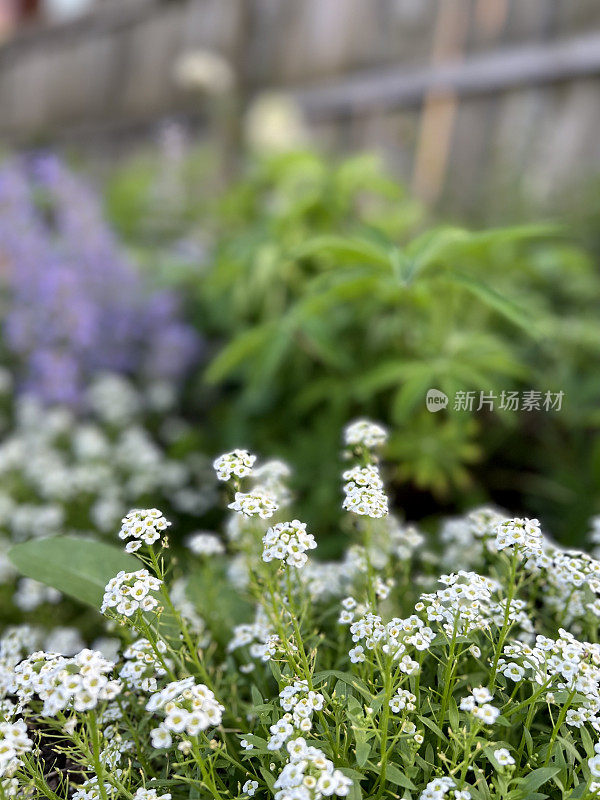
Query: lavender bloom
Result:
<box><xmin>0</xmin><ymin>153</ymin><xmax>200</xmax><ymax>404</ymax></box>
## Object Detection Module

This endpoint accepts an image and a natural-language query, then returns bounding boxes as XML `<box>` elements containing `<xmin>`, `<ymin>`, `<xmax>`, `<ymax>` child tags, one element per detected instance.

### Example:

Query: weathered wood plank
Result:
<box><xmin>290</xmin><ymin>32</ymin><xmax>600</xmax><ymax>119</ymax></box>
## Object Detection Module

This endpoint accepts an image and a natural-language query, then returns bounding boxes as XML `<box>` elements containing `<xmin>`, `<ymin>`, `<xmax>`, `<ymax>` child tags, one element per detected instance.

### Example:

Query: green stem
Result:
<box><xmin>542</xmin><ymin>688</ymin><xmax>576</xmax><ymax>768</ymax></box>
<box><xmin>87</xmin><ymin>713</ymin><xmax>109</xmax><ymax>800</ymax></box>
<box><xmin>488</xmin><ymin>552</ymin><xmax>519</xmax><ymax>692</ymax></box>
<box><xmin>438</xmin><ymin>622</ymin><xmax>459</xmax><ymax>735</ymax></box>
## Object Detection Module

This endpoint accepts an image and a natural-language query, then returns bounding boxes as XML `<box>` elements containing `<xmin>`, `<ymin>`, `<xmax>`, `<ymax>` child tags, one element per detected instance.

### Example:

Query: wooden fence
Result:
<box><xmin>1</xmin><ymin>0</ymin><xmax>600</xmax><ymax>216</ymax></box>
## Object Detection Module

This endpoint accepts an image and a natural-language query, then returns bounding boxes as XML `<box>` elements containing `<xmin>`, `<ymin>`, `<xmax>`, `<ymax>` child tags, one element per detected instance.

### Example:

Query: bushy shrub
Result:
<box><xmin>5</xmin><ymin>420</ymin><xmax>600</xmax><ymax>800</ymax></box>
<box><xmin>182</xmin><ymin>151</ymin><xmax>600</xmax><ymax>545</ymax></box>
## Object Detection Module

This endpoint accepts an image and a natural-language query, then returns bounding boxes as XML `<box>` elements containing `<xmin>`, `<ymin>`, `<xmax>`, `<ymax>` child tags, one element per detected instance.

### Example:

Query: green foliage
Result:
<box><xmin>178</xmin><ymin>151</ymin><xmax>600</xmax><ymax>544</ymax></box>
<box><xmin>8</xmin><ymin>536</ymin><xmax>138</xmax><ymax>607</ymax></box>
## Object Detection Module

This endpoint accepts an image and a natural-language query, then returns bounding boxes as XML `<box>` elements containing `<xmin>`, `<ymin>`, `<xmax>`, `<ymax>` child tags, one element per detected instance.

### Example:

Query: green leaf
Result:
<box><xmin>292</xmin><ymin>235</ymin><xmax>392</xmax><ymax>268</ymax></box>
<box><xmin>518</xmin><ymin>767</ymin><xmax>560</xmax><ymax>793</ymax></box>
<box><xmin>204</xmin><ymin>322</ymin><xmax>276</xmax><ymax>383</ymax></box>
<box><xmin>8</xmin><ymin>536</ymin><xmax>138</xmax><ymax>607</ymax></box>
<box><xmin>355</xmin><ymin>733</ymin><xmax>371</xmax><ymax>768</ymax></box>
<box><xmin>448</xmin><ymin>271</ymin><xmax>541</xmax><ymax>337</ymax></box>
<box><xmin>385</xmin><ymin>763</ymin><xmax>416</xmax><ymax>790</ymax></box>
<box><xmin>418</xmin><ymin>715</ymin><xmax>446</xmax><ymax>741</ymax></box>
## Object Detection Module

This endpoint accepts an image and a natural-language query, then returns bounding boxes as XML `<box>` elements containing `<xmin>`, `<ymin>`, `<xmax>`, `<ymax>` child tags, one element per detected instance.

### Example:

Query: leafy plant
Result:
<box><xmin>173</xmin><ymin>151</ymin><xmax>600</xmax><ymax>546</ymax></box>
<box><xmin>6</xmin><ymin>424</ymin><xmax>600</xmax><ymax>800</ymax></box>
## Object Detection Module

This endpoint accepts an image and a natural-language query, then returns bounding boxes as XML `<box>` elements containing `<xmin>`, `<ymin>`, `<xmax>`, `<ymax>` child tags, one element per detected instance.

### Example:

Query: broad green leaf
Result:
<box><xmin>292</xmin><ymin>235</ymin><xmax>392</xmax><ymax>268</ymax></box>
<box><xmin>355</xmin><ymin>734</ymin><xmax>371</xmax><ymax>768</ymax></box>
<box><xmin>518</xmin><ymin>767</ymin><xmax>560</xmax><ymax>793</ymax></box>
<box><xmin>448</xmin><ymin>271</ymin><xmax>541</xmax><ymax>337</ymax></box>
<box><xmin>385</xmin><ymin>763</ymin><xmax>416</xmax><ymax>790</ymax></box>
<box><xmin>204</xmin><ymin>322</ymin><xmax>276</xmax><ymax>383</ymax></box>
<box><xmin>8</xmin><ymin>536</ymin><xmax>137</xmax><ymax>608</ymax></box>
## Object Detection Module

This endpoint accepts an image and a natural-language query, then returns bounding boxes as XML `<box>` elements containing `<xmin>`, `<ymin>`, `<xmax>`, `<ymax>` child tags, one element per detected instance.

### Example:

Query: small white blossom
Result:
<box><xmin>228</xmin><ymin>490</ymin><xmax>278</xmax><ymax>519</ymax></box>
<box><xmin>344</xmin><ymin>419</ymin><xmax>388</xmax><ymax>450</ymax></box>
<box><xmin>262</xmin><ymin>520</ymin><xmax>317</xmax><ymax>568</ymax></box>
<box><xmin>119</xmin><ymin>508</ymin><xmax>171</xmax><ymax>553</ymax></box>
<box><xmin>213</xmin><ymin>450</ymin><xmax>256</xmax><ymax>481</ymax></box>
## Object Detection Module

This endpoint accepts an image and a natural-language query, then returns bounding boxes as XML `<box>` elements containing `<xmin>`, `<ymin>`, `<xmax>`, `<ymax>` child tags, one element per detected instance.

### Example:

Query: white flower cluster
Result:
<box><xmin>267</xmin><ymin>680</ymin><xmax>325</xmax><ymax>750</ymax></box>
<box><xmin>13</xmin><ymin>649</ymin><xmax>121</xmax><ymax>716</ymax></box>
<box><xmin>280</xmin><ymin>681</ymin><xmax>324</xmax><ymax>731</ymax></box>
<box><xmin>119</xmin><ymin>508</ymin><xmax>171</xmax><ymax>553</ymax></box>
<box><xmin>439</xmin><ymin>506</ymin><xmax>507</xmax><ymax>569</ymax></box>
<box><xmin>342</xmin><ymin>480</ymin><xmax>388</xmax><ymax>520</ymax></box>
<box><xmin>299</xmin><ymin>554</ymin><xmax>359</xmax><ymax>602</ymax></box>
<box><xmin>186</xmin><ymin>532</ymin><xmax>225</xmax><ymax>556</ymax></box>
<box><xmin>344</xmin><ymin>419</ymin><xmax>387</xmax><ymax>450</ymax></box>
<box><xmin>459</xmin><ymin>688</ymin><xmax>500</xmax><ymax>725</ymax></box>
<box><xmin>388</xmin><ymin>519</ymin><xmax>425</xmax><ymax>561</ymax></box>
<box><xmin>538</xmin><ymin>548</ymin><xmax>600</xmax><ymax>624</ymax></box>
<box><xmin>500</xmin><ymin>630</ymin><xmax>600</xmax><ymax>728</ymax></box>
<box><xmin>228</xmin><ymin>608</ymin><xmax>281</xmax><ymax>664</ymax></box>
<box><xmin>495</xmin><ymin>517</ymin><xmax>543</xmax><ymax>560</ymax></box>
<box><xmin>0</xmin><ymin>384</ymin><xmax>213</xmax><ymax>555</ymax></box>
<box><xmin>146</xmin><ymin>678</ymin><xmax>224</xmax><ymax>748</ymax></box>
<box><xmin>252</xmin><ymin>460</ymin><xmax>292</xmax><ymax>506</ymax></box>
<box><xmin>213</xmin><ymin>449</ymin><xmax>256</xmax><ymax>482</ymax></box>
<box><xmin>419</xmin><ymin>776</ymin><xmax>470</xmax><ymax>800</ymax></box>
<box><xmin>274</xmin><ymin>737</ymin><xmax>352</xmax><ymax>800</ymax></box>
<box><xmin>120</xmin><ymin>638</ymin><xmax>169</xmax><ymax>692</ymax></box>
<box><xmin>262</xmin><ymin>520</ymin><xmax>317</xmax><ymax>568</ymax></box>
<box><xmin>228</xmin><ymin>490</ymin><xmax>278</xmax><ymax>519</ymax></box>
<box><xmin>388</xmin><ymin>688</ymin><xmax>416</xmax><ymax>713</ymax></box>
<box><xmin>342</xmin><ymin>463</ymin><xmax>388</xmax><ymax>519</ymax></box>
<box><xmin>0</xmin><ymin>719</ymin><xmax>32</xmax><ymax>778</ymax></box>
<box><xmin>13</xmin><ymin>578</ymin><xmax>61</xmax><ymax>612</ymax></box>
<box><xmin>345</xmin><ymin>609</ymin><xmax>426</xmax><ymax>672</ymax></box>
<box><xmin>418</xmin><ymin>572</ymin><xmax>500</xmax><ymax>635</ymax></box>
<box><xmin>72</xmin><ymin>775</ymin><xmax>118</xmax><ymax>800</ymax></box>
<box><xmin>133</xmin><ymin>789</ymin><xmax>172</xmax><ymax>800</ymax></box>
<box><xmin>101</xmin><ymin>570</ymin><xmax>162</xmax><ymax>617</ymax></box>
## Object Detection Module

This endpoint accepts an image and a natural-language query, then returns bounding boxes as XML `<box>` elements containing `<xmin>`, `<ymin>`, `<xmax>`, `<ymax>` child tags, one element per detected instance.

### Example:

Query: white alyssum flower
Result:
<box><xmin>493</xmin><ymin>747</ymin><xmax>515</xmax><ymax>766</ymax></box>
<box><xmin>342</xmin><ymin>463</ymin><xmax>388</xmax><ymax>519</ymax></box>
<box><xmin>13</xmin><ymin>649</ymin><xmax>121</xmax><ymax>717</ymax></box>
<box><xmin>146</xmin><ymin>678</ymin><xmax>224</xmax><ymax>745</ymax></box>
<box><xmin>342</xmin><ymin>486</ymin><xmax>388</xmax><ymax>519</ymax></box>
<box><xmin>119</xmin><ymin>508</ymin><xmax>171</xmax><ymax>553</ymax></box>
<box><xmin>186</xmin><ymin>531</ymin><xmax>225</xmax><ymax>556</ymax></box>
<box><xmin>228</xmin><ymin>490</ymin><xmax>278</xmax><ymax>519</ymax></box>
<box><xmin>274</xmin><ymin>738</ymin><xmax>352</xmax><ymax>800</ymax></box>
<box><xmin>0</xmin><ymin>719</ymin><xmax>32</xmax><ymax>778</ymax></box>
<box><xmin>418</xmin><ymin>776</ymin><xmax>459</xmax><ymax>800</ymax></box>
<box><xmin>262</xmin><ymin>520</ymin><xmax>317</xmax><ymax>568</ymax></box>
<box><xmin>101</xmin><ymin>570</ymin><xmax>162</xmax><ymax>617</ymax></box>
<box><xmin>344</xmin><ymin>419</ymin><xmax>388</xmax><ymax>450</ymax></box>
<box><xmin>243</xmin><ymin>780</ymin><xmax>259</xmax><ymax>796</ymax></box>
<box><xmin>389</xmin><ymin>688</ymin><xmax>417</xmax><ymax>713</ymax></box>
<box><xmin>133</xmin><ymin>789</ymin><xmax>172</xmax><ymax>800</ymax></box>
<box><xmin>277</xmin><ymin>679</ymin><xmax>324</xmax><ymax>735</ymax></box>
<box><xmin>495</xmin><ymin>517</ymin><xmax>543</xmax><ymax>561</ymax></box>
<box><xmin>460</xmin><ymin>688</ymin><xmax>500</xmax><ymax>725</ymax></box>
<box><xmin>120</xmin><ymin>638</ymin><xmax>169</xmax><ymax>692</ymax></box>
<box><xmin>589</xmin><ymin>743</ymin><xmax>600</xmax><ymax>777</ymax></box>
<box><xmin>213</xmin><ymin>450</ymin><xmax>256</xmax><ymax>481</ymax></box>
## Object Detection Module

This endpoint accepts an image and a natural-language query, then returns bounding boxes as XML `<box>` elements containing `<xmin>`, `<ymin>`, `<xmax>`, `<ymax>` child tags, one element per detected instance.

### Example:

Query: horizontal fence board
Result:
<box><xmin>290</xmin><ymin>32</ymin><xmax>600</xmax><ymax>119</ymax></box>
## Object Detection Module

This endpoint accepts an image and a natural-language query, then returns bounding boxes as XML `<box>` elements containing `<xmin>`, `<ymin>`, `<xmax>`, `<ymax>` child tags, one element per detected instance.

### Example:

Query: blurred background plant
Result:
<box><xmin>0</xmin><ymin>152</ymin><xmax>200</xmax><ymax>405</ymax></box>
<box><xmin>100</xmin><ymin>147</ymin><xmax>600</xmax><ymax>552</ymax></box>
